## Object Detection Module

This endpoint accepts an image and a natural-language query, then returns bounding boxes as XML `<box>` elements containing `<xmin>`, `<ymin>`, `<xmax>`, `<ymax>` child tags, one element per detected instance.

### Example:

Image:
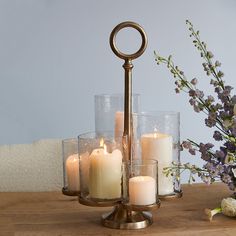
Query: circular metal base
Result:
<box><xmin>79</xmin><ymin>196</ymin><xmax>121</xmax><ymax>207</ymax></box>
<box><xmin>62</xmin><ymin>187</ymin><xmax>79</xmax><ymax>196</ymax></box>
<box><xmin>102</xmin><ymin>204</ymin><xmax>154</xmax><ymax>229</ymax></box>
<box><xmin>158</xmin><ymin>190</ymin><xmax>183</xmax><ymax>200</ymax></box>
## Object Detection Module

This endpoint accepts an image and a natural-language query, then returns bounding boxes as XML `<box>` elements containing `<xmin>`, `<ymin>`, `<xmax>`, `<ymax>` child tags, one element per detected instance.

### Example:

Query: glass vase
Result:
<box><xmin>135</xmin><ymin>111</ymin><xmax>181</xmax><ymax>198</ymax></box>
<box><xmin>78</xmin><ymin>131</ymin><xmax>123</xmax><ymax>206</ymax></box>
<box><xmin>94</xmin><ymin>93</ymin><xmax>140</xmax><ymax>136</ymax></box>
<box><xmin>127</xmin><ymin>159</ymin><xmax>158</xmax><ymax>206</ymax></box>
<box><xmin>94</xmin><ymin>93</ymin><xmax>141</xmax><ymax>160</ymax></box>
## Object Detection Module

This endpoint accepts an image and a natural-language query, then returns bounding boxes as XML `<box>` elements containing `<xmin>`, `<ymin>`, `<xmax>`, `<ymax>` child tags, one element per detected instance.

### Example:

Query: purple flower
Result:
<box><xmin>175</xmin><ymin>88</ymin><xmax>180</xmax><ymax>93</ymax></box>
<box><xmin>224</xmin><ymin>142</ymin><xmax>236</xmax><ymax>153</ymax></box>
<box><xmin>195</xmin><ymin>89</ymin><xmax>204</xmax><ymax>98</ymax></box>
<box><xmin>182</xmin><ymin>141</ymin><xmax>192</xmax><ymax>149</ymax></box>
<box><xmin>189</xmin><ymin>89</ymin><xmax>196</xmax><ymax>97</ymax></box>
<box><xmin>215</xmin><ymin>87</ymin><xmax>222</xmax><ymax>94</ymax></box>
<box><xmin>199</xmin><ymin>142</ymin><xmax>214</xmax><ymax>153</ymax></box>
<box><xmin>205</xmin><ymin>143</ymin><xmax>214</xmax><ymax>149</ymax></box>
<box><xmin>191</xmin><ymin>78</ymin><xmax>198</xmax><ymax>85</ymax></box>
<box><xmin>201</xmin><ymin>153</ymin><xmax>211</xmax><ymax>161</ymax></box>
<box><xmin>205</xmin><ymin>118</ymin><xmax>216</xmax><ymax>127</ymax></box>
<box><xmin>201</xmin><ymin>175</ymin><xmax>212</xmax><ymax>185</ymax></box>
<box><xmin>216</xmin><ymin>164</ymin><xmax>225</xmax><ymax>174</ymax></box>
<box><xmin>213</xmin><ymin>131</ymin><xmax>223</xmax><ymax>141</ymax></box>
<box><xmin>210</xmin><ymin>79</ymin><xmax>218</xmax><ymax>87</ymax></box>
<box><xmin>222</xmin><ymin>174</ymin><xmax>232</xmax><ymax>184</ymax></box>
<box><xmin>194</xmin><ymin>105</ymin><xmax>201</xmax><ymax>113</ymax></box>
<box><xmin>223</xmin><ymin>86</ymin><xmax>233</xmax><ymax>96</ymax></box>
<box><xmin>189</xmin><ymin>98</ymin><xmax>196</xmax><ymax>106</ymax></box>
<box><xmin>215</xmin><ymin>150</ymin><xmax>225</xmax><ymax>161</ymax></box>
<box><xmin>189</xmin><ymin>148</ymin><xmax>196</xmax><ymax>155</ymax></box>
<box><xmin>206</xmin><ymin>95</ymin><xmax>214</xmax><ymax>104</ymax></box>
<box><xmin>218</xmin><ymin>91</ymin><xmax>228</xmax><ymax>103</ymax></box>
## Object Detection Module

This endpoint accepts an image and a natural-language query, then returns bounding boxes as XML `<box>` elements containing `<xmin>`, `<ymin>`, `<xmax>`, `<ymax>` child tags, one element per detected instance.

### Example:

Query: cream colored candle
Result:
<box><xmin>114</xmin><ymin>111</ymin><xmax>138</xmax><ymax>138</ymax></box>
<box><xmin>114</xmin><ymin>111</ymin><xmax>139</xmax><ymax>159</ymax></box>
<box><xmin>66</xmin><ymin>154</ymin><xmax>80</xmax><ymax>191</ymax></box>
<box><xmin>129</xmin><ymin>176</ymin><xmax>156</xmax><ymax>205</ymax></box>
<box><xmin>89</xmin><ymin>147</ymin><xmax>122</xmax><ymax>199</ymax></box>
<box><xmin>114</xmin><ymin>111</ymin><xmax>124</xmax><ymax>139</ymax></box>
<box><xmin>79</xmin><ymin>152</ymin><xmax>90</xmax><ymax>190</ymax></box>
<box><xmin>141</xmin><ymin>132</ymin><xmax>173</xmax><ymax>195</ymax></box>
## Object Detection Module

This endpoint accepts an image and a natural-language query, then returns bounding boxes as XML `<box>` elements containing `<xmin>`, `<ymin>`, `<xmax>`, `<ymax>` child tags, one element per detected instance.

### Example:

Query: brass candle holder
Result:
<box><xmin>61</xmin><ymin>21</ymin><xmax>184</xmax><ymax>229</ymax></box>
<box><xmin>77</xmin><ymin>22</ymin><xmax>160</xmax><ymax>229</ymax></box>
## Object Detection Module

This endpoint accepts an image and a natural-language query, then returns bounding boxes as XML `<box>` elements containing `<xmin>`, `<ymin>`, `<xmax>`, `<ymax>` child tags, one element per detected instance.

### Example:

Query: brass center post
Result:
<box><xmin>109</xmin><ymin>21</ymin><xmax>147</xmax><ymax>162</ymax></box>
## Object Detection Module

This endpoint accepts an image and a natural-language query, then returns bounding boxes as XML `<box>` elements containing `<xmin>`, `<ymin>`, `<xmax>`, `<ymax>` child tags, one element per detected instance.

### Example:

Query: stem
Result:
<box><xmin>190</xmin><ymin>26</ymin><xmax>224</xmax><ymax>89</ymax></box>
<box><xmin>205</xmin><ymin>207</ymin><xmax>222</xmax><ymax>221</ymax></box>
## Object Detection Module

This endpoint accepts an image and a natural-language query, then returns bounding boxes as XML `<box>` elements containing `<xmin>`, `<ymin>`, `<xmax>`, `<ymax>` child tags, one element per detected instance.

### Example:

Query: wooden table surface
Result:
<box><xmin>0</xmin><ymin>183</ymin><xmax>236</xmax><ymax>236</ymax></box>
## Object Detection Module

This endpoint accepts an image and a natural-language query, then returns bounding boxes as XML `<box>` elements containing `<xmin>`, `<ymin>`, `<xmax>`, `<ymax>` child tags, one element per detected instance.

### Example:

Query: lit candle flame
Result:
<box><xmin>99</xmin><ymin>138</ymin><xmax>108</xmax><ymax>154</ymax></box>
<box><xmin>100</xmin><ymin>138</ymin><xmax>104</xmax><ymax>147</ymax></box>
<box><xmin>104</xmin><ymin>144</ymin><xmax>108</xmax><ymax>154</ymax></box>
<box><xmin>154</xmin><ymin>128</ymin><xmax>158</xmax><ymax>138</ymax></box>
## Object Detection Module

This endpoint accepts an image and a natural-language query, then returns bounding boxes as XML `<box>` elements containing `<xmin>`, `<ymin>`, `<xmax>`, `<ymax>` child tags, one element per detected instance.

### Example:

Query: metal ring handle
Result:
<box><xmin>110</xmin><ymin>21</ymin><xmax>147</xmax><ymax>60</ymax></box>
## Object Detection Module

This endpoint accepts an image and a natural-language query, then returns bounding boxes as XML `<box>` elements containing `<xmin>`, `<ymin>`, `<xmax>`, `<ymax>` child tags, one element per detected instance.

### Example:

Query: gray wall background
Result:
<box><xmin>0</xmin><ymin>0</ymin><xmax>236</xmax><ymax>183</ymax></box>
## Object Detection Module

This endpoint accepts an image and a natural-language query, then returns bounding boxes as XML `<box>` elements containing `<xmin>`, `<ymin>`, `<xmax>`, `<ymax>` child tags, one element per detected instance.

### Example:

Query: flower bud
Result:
<box><xmin>221</xmin><ymin>198</ymin><xmax>236</xmax><ymax>217</ymax></box>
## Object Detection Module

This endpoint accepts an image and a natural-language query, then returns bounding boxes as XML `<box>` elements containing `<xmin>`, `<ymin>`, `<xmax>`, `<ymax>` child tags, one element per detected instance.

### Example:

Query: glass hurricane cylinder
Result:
<box><xmin>136</xmin><ymin>111</ymin><xmax>181</xmax><ymax>198</ymax></box>
<box><xmin>94</xmin><ymin>94</ymin><xmax>141</xmax><ymax>160</ymax></box>
<box><xmin>94</xmin><ymin>94</ymin><xmax>140</xmax><ymax>136</ymax></box>
<box><xmin>62</xmin><ymin>138</ymin><xmax>80</xmax><ymax>196</ymax></box>
<box><xmin>78</xmin><ymin>131</ymin><xmax>123</xmax><ymax>206</ymax></box>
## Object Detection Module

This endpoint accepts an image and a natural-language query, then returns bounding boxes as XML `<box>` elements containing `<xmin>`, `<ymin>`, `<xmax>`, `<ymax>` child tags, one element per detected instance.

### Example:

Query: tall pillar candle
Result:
<box><xmin>114</xmin><ymin>111</ymin><xmax>139</xmax><ymax>159</ymax></box>
<box><xmin>89</xmin><ymin>148</ymin><xmax>122</xmax><ymax>199</ymax></box>
<box><xmin>66</xmin><ymin>154</ymin><xmax>80</xmax><ymax>192</ymax></box>
<box><xmin>114</xmin><ymin>111</ymin><xmax>138</xmax><ymax>138</ymax></box>
<box><xmin>114</xmin><ymin>111</ymin><xmax>124</xmax><ymax>139</ymax></box>
<box><xmin>141</xmin><ymin>133</ymin><xmax>173</xmax><ymax>195</ymax></box>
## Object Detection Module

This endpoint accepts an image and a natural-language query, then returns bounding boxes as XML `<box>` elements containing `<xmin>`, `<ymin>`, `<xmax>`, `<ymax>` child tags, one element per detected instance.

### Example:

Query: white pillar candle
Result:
<box><xmin>114</xmin><ymin>111</ymin><xmax>139</xmax><ymax>159</ymax></box>
<box><xmin>141</xmin><ymin>133</ymin><xmax>173</xmax><ymax>195</ymax></box>
<box><xmin>66</xmin><ymin>154</ymin><xmax>80</xmax><ymax>192</ymax></box>
<box><xmin>114</xmin><ymin>111</ymin><xmax>124</xmax><ymax>139</ymax></box>
<box><xmin>89</xmin><ymin>148</ymin><xmax>122</xmax><ymax>199</ymax></box>
<box><xmin>114</xmin><ymin>111</ymin><xmax>138</xmax><ymax>138</ymax></box>
<box><xmin>129</xmin><ymin>176</ymin><xmax>156</xmax><ymax>205</ymax></box>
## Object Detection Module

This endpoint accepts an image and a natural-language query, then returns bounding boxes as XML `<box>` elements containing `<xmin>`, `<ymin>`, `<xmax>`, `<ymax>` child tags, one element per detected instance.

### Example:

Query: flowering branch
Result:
<box><xmin>155</xmin><ymin>20</ymin><xmax>236</xmax><ymax>191</ymax></box>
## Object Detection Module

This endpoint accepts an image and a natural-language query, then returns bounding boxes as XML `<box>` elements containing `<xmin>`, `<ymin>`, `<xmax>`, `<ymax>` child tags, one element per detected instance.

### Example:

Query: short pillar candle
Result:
<box><xmin>66</xmin><ymin>154</ymin><xmax>80</xmax><ymax>192</ymax></box>
<box><xmin>129</xmin><ymin>176</ymin><xmax>156</xmax><ymax>205</ymax></box>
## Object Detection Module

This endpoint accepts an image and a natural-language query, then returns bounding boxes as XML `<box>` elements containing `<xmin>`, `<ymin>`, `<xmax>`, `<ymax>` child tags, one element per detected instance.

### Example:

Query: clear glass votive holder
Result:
<box><xmin>123</xmin><ymin>159</ymin><xmax>159</xmax><ymax>210</ymax></box>
<box><xmin>135</xmin><ymin>111</ymin><xmax>181</xmax><ymax>198</ymax></box>
<box><xmin>62</xmin><ymin>138</ymin><xmax>80</xmax><ymax>196</ymax></box>
<box><xmin>78</xmin><ymin>131</ymin><xmax>123</xmax><ymax>206</ymax></box>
